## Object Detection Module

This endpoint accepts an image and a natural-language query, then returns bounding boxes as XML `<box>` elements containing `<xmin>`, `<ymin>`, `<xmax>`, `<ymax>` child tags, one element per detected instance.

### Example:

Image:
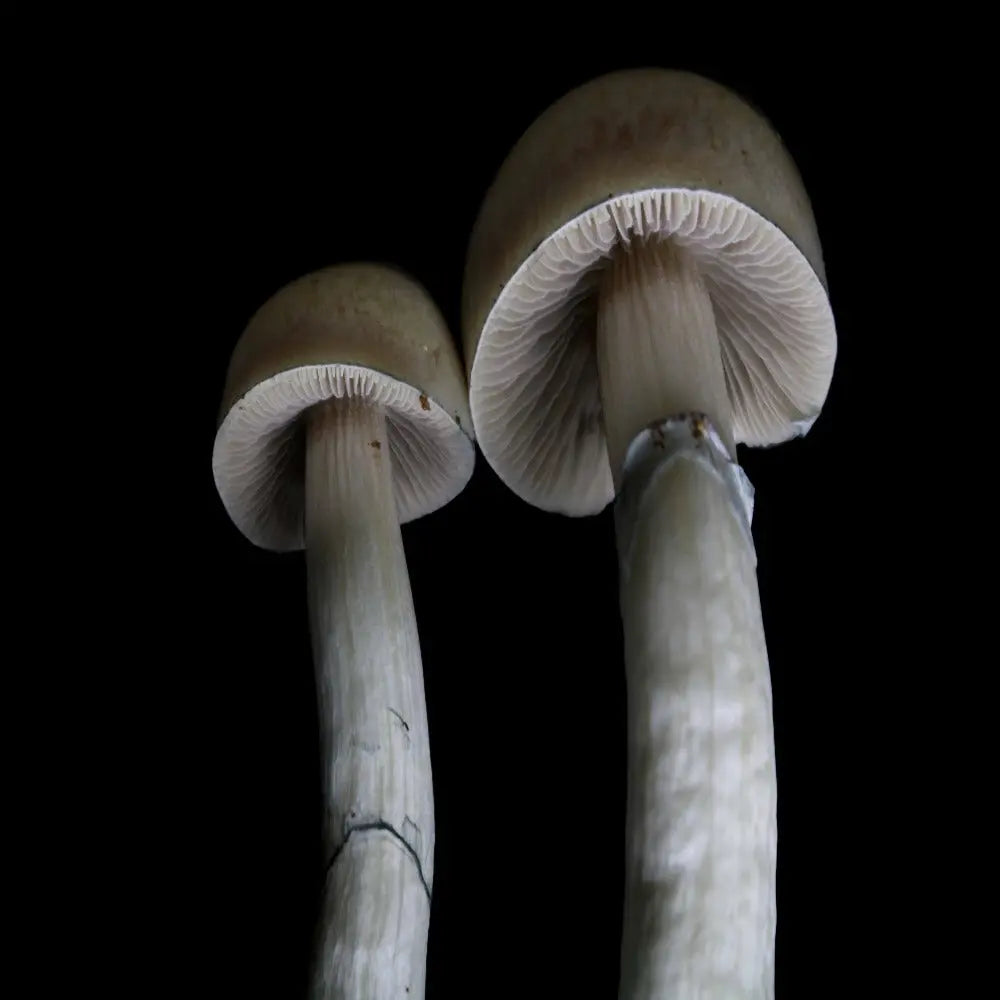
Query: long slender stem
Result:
<box><xmin>597</xmin><ymin>239</ymin><xmax>776</xmax><ymax>998</ymax></box>
<box><xmin>305</xmin><ymin>397</ymin><xmax>434</xmax><ymax>1000</ymax></box>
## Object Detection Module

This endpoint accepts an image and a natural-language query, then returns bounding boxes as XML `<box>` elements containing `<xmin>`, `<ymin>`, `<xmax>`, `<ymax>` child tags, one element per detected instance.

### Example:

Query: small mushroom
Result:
<box><xmin>462</xmin><ymin>70</ymin><xmax>836</xmax><ymax>997</ymax></box>
<box><xmin>213</xmin><ymin>263</ymin><xmax>474</xmax><ymax>999</ymax></box>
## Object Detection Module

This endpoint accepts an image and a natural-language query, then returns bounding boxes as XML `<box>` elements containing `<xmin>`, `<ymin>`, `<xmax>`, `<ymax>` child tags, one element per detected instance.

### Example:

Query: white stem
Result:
<box><xmin>597</xmin><ymin>237</ymin><xmax>735</xmax><ymax>484</ymax></box>
<box><xmin>305</xmin><ymin>397</ymin><xmax>434</xmax><ymax>1000</ymax></box>
<box><xmin>597</xmin><ymin>239</ymin><xmax>776</xmax><ymax>999</ymax></box>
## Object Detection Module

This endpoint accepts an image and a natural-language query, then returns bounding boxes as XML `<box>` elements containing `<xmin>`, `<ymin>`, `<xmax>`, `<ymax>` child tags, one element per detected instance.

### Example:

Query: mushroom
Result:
<box><xmin>212</xmin><ymin>263</ymin><xmax>474</xmax><ymax>999</ymax></box>
<box><xmin>462</xmin><ymin>70</ymin><xmax>836</xmax><ymax>997</ymax></box>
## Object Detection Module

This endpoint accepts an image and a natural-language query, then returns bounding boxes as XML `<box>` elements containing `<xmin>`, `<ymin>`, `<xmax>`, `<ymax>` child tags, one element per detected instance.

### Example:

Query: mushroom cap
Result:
<box><xmin>463</xmin><ymin>68</ymin><xmax>837</xmax><ymax>516</ymax></box>
<box><xmin>214</xmin><ymin>263</ymin><xmax>474</xmax><ymax>551</ymax></box>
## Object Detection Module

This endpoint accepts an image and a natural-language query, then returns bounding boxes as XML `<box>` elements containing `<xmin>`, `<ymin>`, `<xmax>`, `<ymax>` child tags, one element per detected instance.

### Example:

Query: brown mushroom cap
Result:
<box><xmin>463</xmin><ymin>68</ymin><xmax>837</xmax><ymax>516</ymax></box>
<box><xmin>214</xmin><ymin>263</ymin><xmax>474</xmax><ymax>550</ymax></box>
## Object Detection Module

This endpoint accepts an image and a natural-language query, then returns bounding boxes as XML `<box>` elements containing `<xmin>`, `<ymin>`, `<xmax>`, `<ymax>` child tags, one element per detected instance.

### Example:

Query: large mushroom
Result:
<box><xmin>463</xmin><ymin>70</ymin><xmax>836</xmax><ymax>997</ymax></box>
<box><xmin>213</xmin><ymin>263</ymin><xmax>474</xmax><ymax>999</ymax></box>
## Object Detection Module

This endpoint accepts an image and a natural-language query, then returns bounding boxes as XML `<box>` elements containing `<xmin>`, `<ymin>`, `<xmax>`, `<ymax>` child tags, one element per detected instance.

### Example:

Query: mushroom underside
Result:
<box><xmin>469</xmin><ymin>188</ymin><xmax>836</xmax><ymax>516</ymax></box>
<box><xmin>213</xmin><ymin>364</ymin><xmax>474</xmax><ymax>550</ymax></box>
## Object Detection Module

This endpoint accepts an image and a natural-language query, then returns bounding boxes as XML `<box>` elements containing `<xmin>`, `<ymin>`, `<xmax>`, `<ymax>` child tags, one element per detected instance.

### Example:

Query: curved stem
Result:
<box><xmin>305</xmin><ymin>397</ymin><xmax>434</xmax><ymax>1000</ymax></box>
<box><xmin>597</xmin><ymin>239</ymin><xmax>776</xmax><ymax>999</ymax></box>
<box><xmin>617</xmin><ymin>440</ymin><xmax>775</xmax><ymax>998</ymax></box>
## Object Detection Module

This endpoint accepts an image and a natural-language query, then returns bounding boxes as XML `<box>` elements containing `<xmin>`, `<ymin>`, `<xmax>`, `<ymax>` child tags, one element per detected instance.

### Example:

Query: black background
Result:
<box><xmin>170</xmin><ymin>39</ymin><xmax>896</xmax><ymax>999</ymax></box>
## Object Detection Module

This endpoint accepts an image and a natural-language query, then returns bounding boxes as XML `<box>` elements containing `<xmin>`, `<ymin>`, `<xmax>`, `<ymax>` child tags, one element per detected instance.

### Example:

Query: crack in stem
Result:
<box><xmin>325</xmin><ymin>821</ymin><xmax>432</xmax><ymax>902</ymax></box>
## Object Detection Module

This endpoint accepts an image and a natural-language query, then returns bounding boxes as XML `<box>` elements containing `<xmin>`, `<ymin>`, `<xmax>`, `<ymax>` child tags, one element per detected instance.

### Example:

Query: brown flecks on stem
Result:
<box><xmin>370</xmin><ymin>439</ymin><xmax>381</xmax><ymax>450</ymax></box>
<box><xmin>419</xmin><ymin>394</ymin><xmax>430</xmax><ymax>410</ymax></box>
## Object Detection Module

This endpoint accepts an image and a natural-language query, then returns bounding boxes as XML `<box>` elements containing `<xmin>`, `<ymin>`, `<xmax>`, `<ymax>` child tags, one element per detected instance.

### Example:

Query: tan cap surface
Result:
<box><xmin>214</xmin><ymin>263</ymin><xmax>474</xmax><ymax>550</ymax></box>
<box><xmin>463</xmin><ymin>69</ymin><xmax>837</xmax><ymax>515</ymax></box>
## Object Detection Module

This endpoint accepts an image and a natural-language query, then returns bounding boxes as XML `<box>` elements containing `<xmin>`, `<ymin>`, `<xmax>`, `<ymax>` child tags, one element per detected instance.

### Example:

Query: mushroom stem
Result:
<box><xmin>597</xmin><ymin>237</ymin><xmax>735</xmax><ymax>485</ymax></box>
<box><xmin>597</xmin><ymin>238</ymin><xmax>776</xmax><ymax>998</ymax></box>
<box><xmin>305</xmin><ymin>397</ymin><xmax>434</xmax><ymax>1000</ymax></box>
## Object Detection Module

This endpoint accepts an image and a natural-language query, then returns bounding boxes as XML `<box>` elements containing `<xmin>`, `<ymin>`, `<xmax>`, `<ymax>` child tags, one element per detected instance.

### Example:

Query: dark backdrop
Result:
<box><xmin>176</xmin><ymin>43</ymin><xmax>889</xmax><ymax>999</ymax></box>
